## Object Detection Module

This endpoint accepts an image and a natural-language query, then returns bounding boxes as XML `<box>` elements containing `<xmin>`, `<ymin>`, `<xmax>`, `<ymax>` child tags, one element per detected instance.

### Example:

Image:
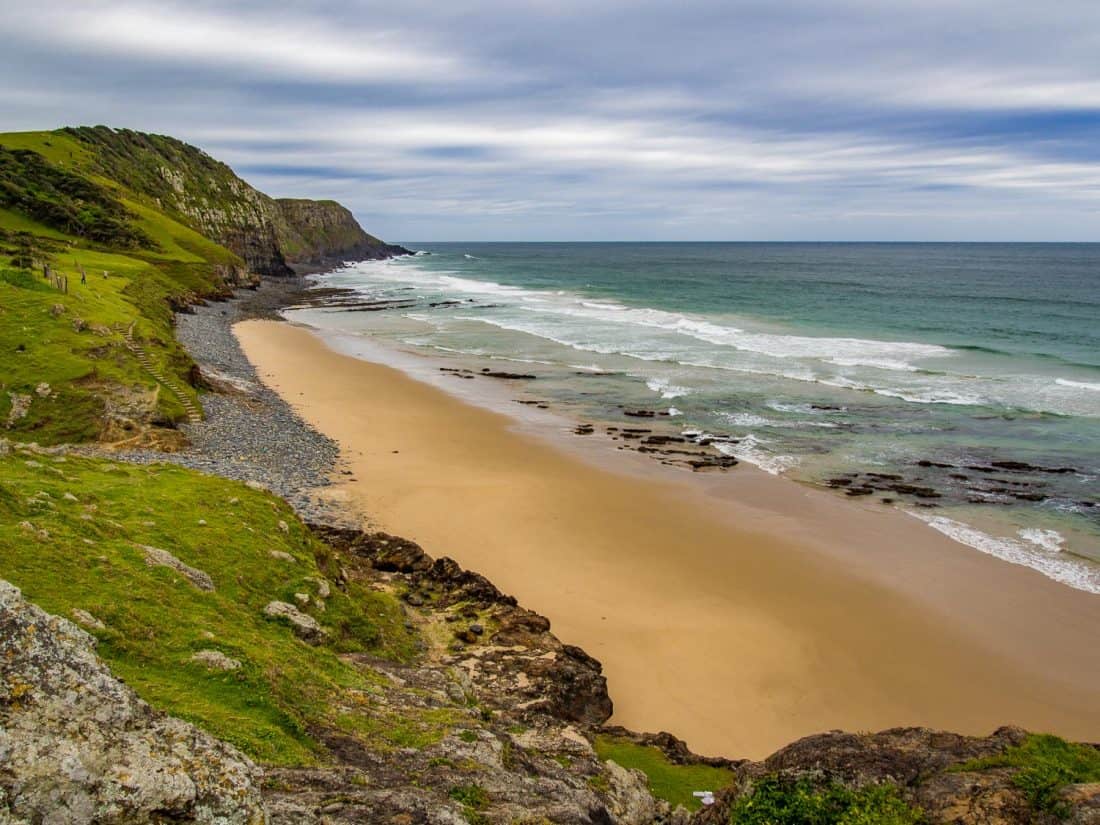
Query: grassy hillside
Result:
<box><xmin>0</xmin><ymin>449</ymin><xmax>440</xmax><ymax>764</ymax></box>
<box><xmin>0</xmin><ymin>127</ymin><xmax>405</xmax><ymax>447</ymax></box>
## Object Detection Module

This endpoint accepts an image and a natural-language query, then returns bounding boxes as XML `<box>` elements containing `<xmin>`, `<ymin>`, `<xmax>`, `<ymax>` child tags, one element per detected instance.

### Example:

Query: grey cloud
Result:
<box><xmin>2</xmin><ymin>0</ymin><xmax>1099</xmax><ymax>240</ymax></box>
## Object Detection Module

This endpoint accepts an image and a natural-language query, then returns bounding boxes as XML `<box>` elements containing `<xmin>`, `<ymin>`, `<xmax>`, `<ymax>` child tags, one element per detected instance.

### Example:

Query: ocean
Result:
<box><xmin>284</xmin><ymin>242</ymin><xmax>1100</xmax><ymax>592</ymax></box>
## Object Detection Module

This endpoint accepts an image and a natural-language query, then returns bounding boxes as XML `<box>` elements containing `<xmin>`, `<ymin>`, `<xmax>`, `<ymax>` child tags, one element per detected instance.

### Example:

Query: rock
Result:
<box><xmin>277</xmin><ymin>520</ymin><xmax>289</xmax><ymax>533</ymax></box>
<box><xmin>604</xmin><ymin>760</ymin><xmax>671</xmax><ymax>823</ymax></box>
<box><xmin>268</xmin><ymin>550</ymin><xmax>296</xmax><ymax>563</ymax></box>
<box><xmin>311</xmin><ymin>527</ymin><xmax>435</xmax><ymax>575</ymax></box>
<box><xmin>189</xmin><ymin>649</ymin><xmax>242</xmax><ymax>671</ymax></box>
<box><xmin>50</xmin><ymin>303</ymin><xmax>66</xmax><ymax>316</ymax></box>
<box><xmin>1060</xmin><ymin>783</ymin><xmax>1100</xmax><ymax>824</ymax></box>
<box><xmin>34</xmin><ymin>382</ymin><xmax>51</xmax><ymax>398</ymax></box>
<box><xmin>469</xmin><ymin>623</ymin><xmax>484</xmax><ymax>636</ymax></box>
<box><xmin>70</xmin><ymin>608</ymin><xmax>106</xmax><ymax>631</ymax></box>
<box><xmin>693</xmin><ymin>726</ymin><xmax>1094</xmax><ymax>825</ymax></box>
<box><xmin>0</xmin><ymin>581</ymin><xmax>264</xmax><ymax>824</ymax></box>
<box><xmin>263</xmin><ymin>600</ymin><xmax>326</xmax><ymax>644</ymax></box>
<box><xmin>245</xmin><ymin>480</ymin><xmax>268</xmax><ymax>491</ymax></box>
<box><xmin>71</xmin><ymin>317</ymin><xmax>87</xmax><ymax>332</ymax></box>
<box><xmin>309</xmin><ymin>577</ymin><xmax>331</xmax><ymax>599</ymax></box>
<box><xmin>991</xmin><ymin>460</ymin><xmax>1076</xmax><ymax>474</ymax></box>
<box><xmin>6</xmin><ymin>393</ymin><xmax>31</xmax><ymax>427</ymax></box>
<box><xmin>454</xmin><ymin>628</ymin><xmax>479</xmax><ymax>645</ymax></box>
<box><xmin>293</xmin><ymin>592</ymin><xmax>310</xmax><ymax>606</ymax></box>
<box><xmin>140</xmin><ymin>544</ymin><xmax>215</xmax><ymax>591</ymax></box>
<box><xmin>63</xmin><ymin>492</ymin><xmax>79</xmax><ymax>502</ymax></box>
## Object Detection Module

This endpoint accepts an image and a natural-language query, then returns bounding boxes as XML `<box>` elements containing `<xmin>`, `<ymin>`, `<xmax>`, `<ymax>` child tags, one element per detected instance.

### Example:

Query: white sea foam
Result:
<box><xmin>911</xmin><ymin>514</ymin><xmax>1100</xmax><ymax>594</ymax></box>
<box><xmin>321</xmin><ymin>257</ymin><xmax>1098</xmax><ymax>416</ymax></box>
<box><xmin>568</xmin><ymin>364</ymin><xmax>603</xmax><ymax>373</ymax></box>
<box><xmin>828</xmin><ymin>357</ymin><xmax>919</xmax><ymax>372</ymax></box>
<box><xmin>714</xmin><ymin>435</ymin><xmax>799</xmax><ymax>475</ymax></box>
<box><xmin>668</xmin><ymin>407</ymin><xmax>683</xmax><ymax>417</ymax></box>
<box><xmin>767</xmin><ymin>401</ymin><xmax>838</xmax><ymax>414</ymax></box>
<box><xmin>645</xmin><ymin>377</ymin><xmax>692</xmax><ymax>399</ymax></box>
<box><xmin>1017</xmin><ymin>528</ymin><xmax>1066</xmax><ymax>553</ymax></box>
<box><xmin>1056</xmin><ymin>378</ymin><xmax>1100</xmax><ymax>391</ymax></box>
<box><xmin>719</xmin><ymin>411</ymin><xmax>775</xmax><ymax>428</ymax></box>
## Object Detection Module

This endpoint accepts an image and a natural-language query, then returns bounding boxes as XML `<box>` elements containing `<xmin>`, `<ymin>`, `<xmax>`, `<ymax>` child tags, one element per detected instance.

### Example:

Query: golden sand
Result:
<box><xmin>236</xmin><ymin>319</ymin><xmax>1100</xmax><ymax>759</ymax></box>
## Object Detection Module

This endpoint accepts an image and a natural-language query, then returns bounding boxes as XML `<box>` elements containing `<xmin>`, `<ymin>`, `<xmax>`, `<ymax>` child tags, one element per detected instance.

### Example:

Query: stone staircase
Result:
<box><xmin>121</xmin><ymin>323</ymin><xmax>202</xmax><ymax>424</ymax></box>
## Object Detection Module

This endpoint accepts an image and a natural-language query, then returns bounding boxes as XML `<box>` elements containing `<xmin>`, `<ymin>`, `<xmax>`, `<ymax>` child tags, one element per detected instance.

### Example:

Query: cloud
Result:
<box><xmin>8</xmin><ymin>2</ymin><xmax>487</xmax><ymax>85</ymax></box>
<box><xmin>2</xmin><ymin>0</ymin><xmax>1099</xmax><ymax>239</ymax></box>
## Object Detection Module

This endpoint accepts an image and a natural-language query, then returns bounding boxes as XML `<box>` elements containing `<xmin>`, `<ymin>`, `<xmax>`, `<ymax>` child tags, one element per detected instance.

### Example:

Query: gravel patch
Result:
<box><xmin>101</xmin><ymin>278</ymin><xmax>359</xmax><ymax>527</ymax></box>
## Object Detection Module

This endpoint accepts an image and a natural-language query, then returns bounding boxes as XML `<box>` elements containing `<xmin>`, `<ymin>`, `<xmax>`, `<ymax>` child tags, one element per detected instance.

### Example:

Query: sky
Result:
<box><xmin>3</xmin><ymin>0</ymin><xmax>1100</xmax><ymax>241</ymax></box>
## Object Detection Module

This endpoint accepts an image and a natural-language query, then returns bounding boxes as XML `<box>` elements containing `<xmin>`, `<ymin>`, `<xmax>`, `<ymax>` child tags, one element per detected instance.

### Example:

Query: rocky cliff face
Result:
<box><xmin>0</xmin><ymin>580</ymin><xmax>265</xmax><ymax>824</ymax></box>
<box><xmin>274</xmin><ymin>199</ymin><xmax>410</xmax><ymax>268</ymax></box>
<box><xmin>62</xmin><ymin>127</ymin><xmax>407</xmax><ymax>277</ymax></box>
<box><xmin>277</xmin><ymin>525</ymin><xmax>683</xmax><ymax>824</ymax></box>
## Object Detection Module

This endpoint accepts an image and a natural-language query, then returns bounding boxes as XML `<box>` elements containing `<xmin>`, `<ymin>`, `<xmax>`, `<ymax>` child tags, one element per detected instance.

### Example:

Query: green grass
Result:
<box><xmin>0</xmin><ymin>145</ymin><xmax>152</xmax><ymax>248</ymax></box>
<box><xmin>0</xmin><ymin>451</ymin><xmax>420</xmax><ymax>764</ymax></box>
<box><xmin>728</xmin><ymin>776</ymin><xmax>923</xmax><ymax>825</ymax></box>
<box><xmin>449</xmin><ymin>784</ymin><xmax>490</xmax><ymax>824</ymax></box>
<box><xmin>594</xmin><ymin>735</ymin><xmax>734</xmax><ymax>812</ymax></box>
<box><xmin>0</xmin><ymin>128</ymin><xmax>261</xmax><ymax>445</ymax></box>
<box><xmin>954</xmin><ymin>734</ymin><xmax>1100</xmax><ymax>817</ymax></box>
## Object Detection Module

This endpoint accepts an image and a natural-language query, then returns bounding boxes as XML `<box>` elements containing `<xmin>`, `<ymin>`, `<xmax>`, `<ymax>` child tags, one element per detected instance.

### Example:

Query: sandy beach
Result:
<box><xmin>235</xmin><ymin>319</ymin><xmax>1100</xmax><ymax>759</ymax></box>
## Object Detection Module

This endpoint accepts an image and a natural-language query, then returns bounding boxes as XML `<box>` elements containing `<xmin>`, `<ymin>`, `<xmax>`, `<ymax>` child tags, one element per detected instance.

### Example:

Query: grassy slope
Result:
<box><xmin>594</xmin><ymin>735</ymin><xmax>734</xmax><ymax>812</ymax></box>
<box><xmin>0</xmin><ymin>451</ymin><xmax>428</xmax><ymax>764</ymax></box>
<box><xmin>0</xmin><ymin>129</ymin><xmax>481</xmax><ymax>777</ymax></box>
<box><xmin>0</xmin><ymin>130</ymin><xmax>247</xmax><ymax>444</ymax></box>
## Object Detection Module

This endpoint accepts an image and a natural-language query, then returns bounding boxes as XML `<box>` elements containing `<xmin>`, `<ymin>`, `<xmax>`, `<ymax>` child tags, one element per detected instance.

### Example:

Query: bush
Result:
<box><xmin>956</xmin><ymin>733</ymin><xmax>1100</xmax><ymax>817</ymax></box>
<box><xmin>729</xmin><ymin>775</ymin><xmax>922</xmax><ymax>825</ymax></box>
<box><xmin>0</xmin><ymin>146</ymin><xmax>153</xmax><ymax>248</ymax></box>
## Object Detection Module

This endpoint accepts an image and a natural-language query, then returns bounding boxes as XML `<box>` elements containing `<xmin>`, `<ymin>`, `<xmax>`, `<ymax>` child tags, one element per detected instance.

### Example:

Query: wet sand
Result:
<box><xmin>235</xmin><ymin>319</ymin><xmax>1100</xmax><ymax>759</ymax></box>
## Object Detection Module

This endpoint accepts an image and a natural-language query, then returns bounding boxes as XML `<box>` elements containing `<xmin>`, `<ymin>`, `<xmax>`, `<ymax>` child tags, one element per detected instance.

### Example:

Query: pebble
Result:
<box><xmin>84</xmin><ymin>282</ymin><xmax>351</xmax><ymax>527</ymax></box>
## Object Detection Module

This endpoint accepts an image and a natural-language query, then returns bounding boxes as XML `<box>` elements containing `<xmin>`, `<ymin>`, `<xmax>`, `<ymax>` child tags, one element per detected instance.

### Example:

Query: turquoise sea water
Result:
<box><xmin>287</xmin><ymin>243</ymin><xmax>1100</xmax><ymax>591</ymax></box>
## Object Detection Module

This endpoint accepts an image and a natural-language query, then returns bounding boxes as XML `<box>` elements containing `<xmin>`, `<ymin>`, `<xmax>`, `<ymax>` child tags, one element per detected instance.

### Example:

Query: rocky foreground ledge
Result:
<box><xmin>5</xmin><ymin>492</ymin><xmax>1100</xmax><ymax>823</ymax></box>
<box><xmin>0</xmin><ymin>580</ymin><xmax>265</xmax><ymax>823</ymax></box>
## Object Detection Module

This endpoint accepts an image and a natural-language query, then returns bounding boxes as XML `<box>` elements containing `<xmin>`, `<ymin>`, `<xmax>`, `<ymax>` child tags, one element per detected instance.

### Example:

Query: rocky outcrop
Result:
<box><xmin>0</xmin><ymin>580</ymin><xmax>265</xmax><ymax>824</ymax></box>
<box><xmin>274</xmin><ymin>198</ymin><xmax>411</xmax><ymax>268</ymax></box>
<box><xmin>62</xmin><ymin>127</ymin><xmax>408</xmax><ymax>278</ymax></box>
<box><xmin>262</xmin><ymin>599</ymin><xmax>327</xmax><ymax>644</ymax></box>
<box><xmin>270</xmin><ymin>524</ymin><xmax>692</xmax><ymax>824</ymax></box>
<box><xmin>312</xmin><ymin>526</ymin><xmax>615</xmax><ymax>726</ymax></box>
<box><xmin>692</xmin><ymin>726</ymin><xmax>1100</xmax><ymax>825</ymax></box>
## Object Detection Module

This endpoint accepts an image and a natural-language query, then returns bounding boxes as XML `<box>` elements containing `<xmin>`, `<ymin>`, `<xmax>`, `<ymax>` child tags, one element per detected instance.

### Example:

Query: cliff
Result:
<box><xmin>275</xmin><ymin>198</ymin><xmax>411</xmax><ymax>268</ymax></box>
<box><xmin>0</xmin><ymin>126</ymin><xmax>406</xmax><ymax>446</ymax></box>
<box><xmin>60</xmin><ymin>126</ymin><xmax>408</xmax><ymax>277</ymax></box>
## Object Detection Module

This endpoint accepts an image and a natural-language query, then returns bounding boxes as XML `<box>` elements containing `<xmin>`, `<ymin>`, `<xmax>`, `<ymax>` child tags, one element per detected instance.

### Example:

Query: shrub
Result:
<box><xmin>955</xmin><ymin>733</ymin><xmax>1100</xmax><ymax>817</ymax></box>
<box><xmin>729</xmin><ymin>775</ymin><xmax>922</xmax><ymax>825</ymax></box>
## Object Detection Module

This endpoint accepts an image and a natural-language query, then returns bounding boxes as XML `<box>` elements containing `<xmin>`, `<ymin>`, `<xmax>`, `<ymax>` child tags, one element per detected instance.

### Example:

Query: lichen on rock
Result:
<box><xmin>0</xmin><ymin>580</ymin><xmax>265</xmax><ymax>824</ymax></box>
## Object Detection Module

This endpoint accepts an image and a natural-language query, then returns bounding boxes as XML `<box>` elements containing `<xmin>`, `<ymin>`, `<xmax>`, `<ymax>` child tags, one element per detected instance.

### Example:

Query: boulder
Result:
<box><xmin>189</xmin><ymin>649</ymin><xmax>242</xmax><ymax>671</ymax></box>
<box><xmin>140</xmin><ymin>544</ymin><xmax>215</xmax><ymax>591</ymax></box>
<box><xmin>70</xmin><ymin>608</ymin><xmax>105</xmax><ymax>631</ymax></box>
<box><xmin>263</xmin><ymin>601</ymin><xmax>326</xmax><ymax>644</ymax></box>
<box><xmin>0</xmin><ymin>580</ymin><xmax>264</xmax><ymax>824</ymax></box>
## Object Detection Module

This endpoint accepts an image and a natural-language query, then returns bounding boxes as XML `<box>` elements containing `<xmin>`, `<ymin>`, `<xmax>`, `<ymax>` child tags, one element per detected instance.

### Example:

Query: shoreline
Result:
<box><xmin>234</xmin><ymin>316</ymin><xmax>1100</xmax><ymax>759</ymax></box>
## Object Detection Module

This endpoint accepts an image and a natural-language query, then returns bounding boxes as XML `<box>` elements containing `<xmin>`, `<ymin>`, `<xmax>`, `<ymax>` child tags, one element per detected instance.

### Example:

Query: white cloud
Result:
<box><xmin>9</xmin><ymin>2</ymin><xmax>485</xmax><ymax>84</ymax></box>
